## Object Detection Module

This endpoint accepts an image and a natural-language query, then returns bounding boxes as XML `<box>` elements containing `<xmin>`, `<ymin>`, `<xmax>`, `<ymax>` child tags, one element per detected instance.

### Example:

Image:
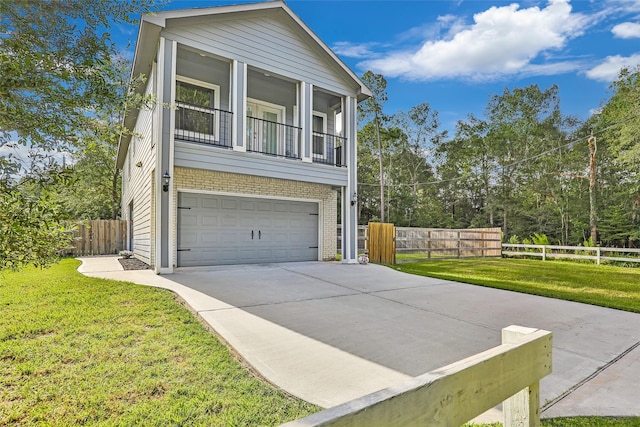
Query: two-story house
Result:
<box><xmin>116</xmin><ymin>0</ymin><xmax>371</xmax><ymax>273</ymax></box>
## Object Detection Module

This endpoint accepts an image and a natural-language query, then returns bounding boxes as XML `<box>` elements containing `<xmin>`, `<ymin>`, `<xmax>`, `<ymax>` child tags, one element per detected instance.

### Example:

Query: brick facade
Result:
<box><xmin>171</xmin><ymin>166</ymin><xmax>337</xmax><ymax>264</ymax></box>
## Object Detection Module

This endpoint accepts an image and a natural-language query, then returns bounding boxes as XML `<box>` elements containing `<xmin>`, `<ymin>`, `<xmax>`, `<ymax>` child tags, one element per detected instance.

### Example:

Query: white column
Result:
<box><xmin>231</xmin><ymin>60</ymin><xmax>247</xmax><ymax>152</ymax></box>
<box><xmin>156</xmin><ymin>37</ymin><xmax>176</xmax><ymax>274</ymax></box>
<box><xmin>301</xmin><ymin>82</ymin><xmax>313</xmax><ymax>163</ymax></box>
<box><xmin>342</xmin><ymin>95</ymin><xmax>358</xmax><ymax>264</ymax></box>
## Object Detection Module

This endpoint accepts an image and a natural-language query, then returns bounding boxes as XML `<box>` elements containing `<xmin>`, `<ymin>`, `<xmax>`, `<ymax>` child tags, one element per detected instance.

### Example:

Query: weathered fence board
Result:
<box><xmin>282</xmin><ymin>326</ymin><xmax>552</xmax><ymax>427</ymax></box>
<box><xmin>396</xmin><ymin>227</ymin><xmax>502</xmax><ymax>260</ymax></box>
<box><xmin>64</xmin><ymin>220</ymin><xmax>127</xmax><ymax>256</ymax></box>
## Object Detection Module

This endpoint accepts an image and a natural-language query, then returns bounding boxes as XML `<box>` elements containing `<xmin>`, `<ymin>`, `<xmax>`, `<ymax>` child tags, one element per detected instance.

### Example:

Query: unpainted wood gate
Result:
<box><xmin>367</xmin><ymin>222</ymin><xmax>396</xmax><ymax>264</ymax></box>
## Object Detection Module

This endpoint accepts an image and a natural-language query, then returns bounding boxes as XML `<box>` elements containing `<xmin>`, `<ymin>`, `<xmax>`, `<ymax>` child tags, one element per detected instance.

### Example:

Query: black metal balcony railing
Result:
<box><xmin>246</xmin><ymin>116</ymin><xmax>302</xmax><ymax>159</ymax></box>
<box><xmin>312</xmin><ymin>132</ymin><xmax>346</xmax><ymax>167</ymax></box>
<box><xmin>174</xmin><ymin>101</ymin><xmax>233</xmax><ymax>148</ymax></box>
<box><xmin>176</xmin><ymin>108</ymin><xmax>346</xmax><ymax>167</ymax></box>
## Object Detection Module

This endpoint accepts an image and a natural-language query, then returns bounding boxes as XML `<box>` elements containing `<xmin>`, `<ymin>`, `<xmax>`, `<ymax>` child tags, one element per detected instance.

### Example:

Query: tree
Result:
<box><xmin>359</xmin><ymin>71</ymin><xmax>389</xmax><ymax>223</ymax></box>
<box><xmin>0</xmin><ymin>0</ymin><xmax>157</xmax><ymax>270</ymax></box>
<box><xmin>0</xmin><ymin>0</ymin><xmax>155</xmax><ymax>152</ymax></box>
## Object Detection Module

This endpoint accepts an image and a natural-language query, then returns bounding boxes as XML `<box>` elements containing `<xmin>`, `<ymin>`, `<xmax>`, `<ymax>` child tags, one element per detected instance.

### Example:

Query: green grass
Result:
<box><xmin>0</xmin><ymin>259</ymin><xmax>318</xmax><ymax>426</ymax></box>
<box><xmin>393</xmin><ymin>257</ymin><xmax>640</xmax><ymax>313</ymax></box>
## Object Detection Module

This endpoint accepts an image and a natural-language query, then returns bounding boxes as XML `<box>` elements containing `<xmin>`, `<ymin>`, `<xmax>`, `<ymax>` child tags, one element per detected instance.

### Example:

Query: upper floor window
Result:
<box><xmin>175</xmin><ymin>76</ymin><xmax>220</xmax><ymax>142</ymax></box>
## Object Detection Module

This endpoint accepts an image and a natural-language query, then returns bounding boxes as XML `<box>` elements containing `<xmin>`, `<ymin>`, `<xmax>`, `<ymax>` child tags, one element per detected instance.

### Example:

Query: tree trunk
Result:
<box><xmin>588</xmin><ymin>133</ymin><xmax>597</xmax><ymax>243</ymax></box>
<box><xmin>375</xmin><ymin>117</ymin><xmax>385</xmax><ymax>223</ymax></box>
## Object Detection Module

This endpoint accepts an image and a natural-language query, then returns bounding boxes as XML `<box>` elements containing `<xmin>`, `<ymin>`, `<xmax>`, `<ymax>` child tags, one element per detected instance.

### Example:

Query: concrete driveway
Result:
<box><xmin>79</xmin><ymin>258</ymin><xmax>640</xmax><ymax>419</ymax></box>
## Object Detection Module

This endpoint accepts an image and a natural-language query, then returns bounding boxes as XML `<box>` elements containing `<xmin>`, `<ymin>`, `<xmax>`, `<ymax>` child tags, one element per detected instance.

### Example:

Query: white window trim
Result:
<box><xmin>312</xmin><ymin>111</ymin><xmax>328</xmax><ymax>158</ymax></box>
<box><xmin>175</xmin><ymin>75</ymin><xmax>221</xmax><ymax>142</ymax></box>
<box><xmin>247</xmin><ymin>97</ymin><xmax>286</xmax><ymax>118</ymax></box>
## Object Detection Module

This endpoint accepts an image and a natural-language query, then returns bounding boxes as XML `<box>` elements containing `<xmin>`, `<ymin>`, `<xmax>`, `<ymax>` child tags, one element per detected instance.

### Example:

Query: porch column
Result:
<box><xmin>231</xmin><ymin>59</ymin><xmax>247</xmax><ymax>152</ymax></box>
<box><xmin>156</xmin><ymin>37</ymin><xmax>176</xmax><ymax>273</ymax></box>
<box><xmin>300</xmin><ymin>81</ymin><xmax>313</xmax><ymax>163</ymax></box>
<box><xmin>342</xmin><ymin>95</ymin><xmax>358</xmax><ymax>264</ymax></box>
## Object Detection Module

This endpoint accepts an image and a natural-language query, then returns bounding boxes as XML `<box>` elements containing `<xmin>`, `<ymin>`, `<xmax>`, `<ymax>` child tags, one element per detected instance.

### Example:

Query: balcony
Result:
<box><xmin>312</xmin><ymin>131</ymin><xmax>346</xmax><ymax>167</ymax></box>
<box><xmin>174</xmin><ymin>101</ymin><xmax>233</xmax><ymax>148</ymax></box>
<box><xmin>175</xmin><ymin>107</ymin><xmax>346</xmax><ymax>167</ymax></box>
<box><xmin>246</xmin><ymin>116</ymin><xmax>301</xmax><ymax>160</ymax></box>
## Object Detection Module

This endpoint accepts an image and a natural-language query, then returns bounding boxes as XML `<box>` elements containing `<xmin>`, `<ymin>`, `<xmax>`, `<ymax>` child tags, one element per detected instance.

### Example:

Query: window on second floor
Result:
<box><xmin>175</xmin><ymin>77</ymin><xmax>220</xmax><ymax>142</ymax></box>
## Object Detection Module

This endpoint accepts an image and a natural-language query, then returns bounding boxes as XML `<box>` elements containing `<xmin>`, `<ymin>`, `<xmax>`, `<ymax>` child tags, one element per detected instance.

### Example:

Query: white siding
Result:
<box><xmin>161</xmin><ymin>14</ymin><xmax>356</xmax><ymax>96</ymax></box>
<box><xmin>121</xmin><ymin>67</ymin><xmax>157</xmax><ymax>265</ymax></box>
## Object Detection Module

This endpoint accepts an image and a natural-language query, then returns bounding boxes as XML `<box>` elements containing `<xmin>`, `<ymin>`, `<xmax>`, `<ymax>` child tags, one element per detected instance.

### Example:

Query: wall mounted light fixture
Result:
<box><xmin>350</xmin><ymin>192</ymin><xmax>358</xmax><ymax>206</ymax></box>
<box><xmin>162</xmin><ymin>171</ymin><xmax>171</xmax><ymax>192</ymax></box>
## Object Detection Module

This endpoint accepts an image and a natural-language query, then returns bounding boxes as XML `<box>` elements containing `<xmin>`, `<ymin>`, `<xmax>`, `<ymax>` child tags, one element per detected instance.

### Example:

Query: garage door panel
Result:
<box><xmin>178</xmin><ymin>193</ymin><xmax>318</xmax><ymax>266</ymax></box>
<box><xmin>179</xmin><ymin>214</ymin><xmax>199</xmax><ymax>227</ymax></box>
<box><xmin>238</xmin><ymin>200</ymin><xmax>255</xmax><ymax>210</ymax></box>
<box><xmin>180</xmin><ymin>194</ymin><xmax>199</xmax><ymax>208</ymax></box>
<box><xmin>201</xmin><ymin>197</ymin><xmax>219</xmax><ymax>209</ymax></box>
<box><xmin>201</xmin><ymin>214</ymin><xmax>219</xmax><ymax>227</ymax></box>
<box><xmin>257</xmin><ymin>201</ymin><xmax>272</xmax><ymax>211</ymax></box>
<box><xmin>222</xmin><ymin>199</ymin><xmax>238</xmax><ymax>210</ymax></box>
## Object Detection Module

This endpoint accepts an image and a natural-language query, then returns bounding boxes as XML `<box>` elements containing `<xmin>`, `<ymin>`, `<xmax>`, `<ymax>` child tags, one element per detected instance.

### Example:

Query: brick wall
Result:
<box><xmin>173</xmin><ymin>167</ymin><xmax>338</xmax><ymax>263</ymax></box>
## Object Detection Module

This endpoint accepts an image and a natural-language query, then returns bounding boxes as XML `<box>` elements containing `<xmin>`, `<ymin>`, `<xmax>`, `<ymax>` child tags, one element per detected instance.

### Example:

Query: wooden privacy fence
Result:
<box><xmin>367</xmin><ymin>222</ymin><xmax>396</xmax><ymax>264</ymax></box>
<box><xmin>283</xmin><ymin>325</ymin><xmax>552</xmax><ymax>427</ymax></box>
<box><xmin>503</xmin><ymin>244</ymin><xmax>640</xmax><ymax>265</ymax></box>
<box><xmin>396</xmin><ymin>227</ymin><xmax>502</xmax><ymax>261</ymax></box>
<box><xmin>338</xmin><ymin>226</ymin><xmax>502</xmax><ymax>262</ymax></box>
<box><xmin>64</xmin><ymin>220</ymin><xmax>127</xmax><ymax>256</ymax></box>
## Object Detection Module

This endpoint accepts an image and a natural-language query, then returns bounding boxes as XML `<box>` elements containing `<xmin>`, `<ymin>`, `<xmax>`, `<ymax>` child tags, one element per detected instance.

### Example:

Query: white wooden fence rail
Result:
<box><xmin>282</xmin><ymin>325</ymin><xmax>552</xmax><ymax>427</ymax></box>
<box><xmin>502</xmin><ymin>244</ymin><xmax>640</xmax><ymax>265</ymax></box>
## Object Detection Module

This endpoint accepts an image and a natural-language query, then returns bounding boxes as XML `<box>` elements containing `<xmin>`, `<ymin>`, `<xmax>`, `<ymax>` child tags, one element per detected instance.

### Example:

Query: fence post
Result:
<box><xmin>596</xmin><ymin>247</ymin><xmax>601</xmax><ymax>265</ymax></box>
<box><xmin>542</xmin><ymin>246</ymin><xmax>546</xmax><ymax>261</ymax></box>
<box><xmin>502</xmin><ymin>326</ymin><xmax>542</xmax><ymax>427</ymax></box>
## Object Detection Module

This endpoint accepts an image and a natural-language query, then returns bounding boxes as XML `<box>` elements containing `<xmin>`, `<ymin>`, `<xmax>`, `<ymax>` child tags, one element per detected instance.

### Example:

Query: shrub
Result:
<box><xmin>119</xmin><ymin>250</ymin><xmax>133</xmax><ymax>259</ymax></box>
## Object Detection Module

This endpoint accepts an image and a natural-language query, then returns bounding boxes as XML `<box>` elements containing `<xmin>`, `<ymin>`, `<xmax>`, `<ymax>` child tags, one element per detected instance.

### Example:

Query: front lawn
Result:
<box><xmin>394</xmin><ymin>258</ymin><xmax>640</xmax><ymax>313</ymax></box>
<box><xmin>0</xmin><ymin>259</ymin><xmax>317</xmax><ymax>426</ymax></box>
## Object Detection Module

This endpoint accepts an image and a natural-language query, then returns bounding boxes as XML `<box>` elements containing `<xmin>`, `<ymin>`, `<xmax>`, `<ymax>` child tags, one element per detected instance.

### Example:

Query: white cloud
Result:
<box><xmin>585</xmin><ymin>53</ymin><xmax>640</xmax><ymax>81</ymax></box>
<box><xmin>612</xmin><ymin>21</ymin><xmax>640</xmax><ymax>38</ymax></box>
<box><xmin>359</xmin><ymin>0</ymin><xmax>590</xmax><ymax>81</ymax></box>
<box><xmin>332</xmin><ymin>41</ymin><xmax>379</xmax><ymax>59</ymax></box>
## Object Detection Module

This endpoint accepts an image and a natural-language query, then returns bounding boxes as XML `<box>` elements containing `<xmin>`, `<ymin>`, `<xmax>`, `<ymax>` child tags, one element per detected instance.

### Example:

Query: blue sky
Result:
<box><xmin>123</xmin><ymin>0</ymin><xmax>639</xmax><ymax>133</ymax></box>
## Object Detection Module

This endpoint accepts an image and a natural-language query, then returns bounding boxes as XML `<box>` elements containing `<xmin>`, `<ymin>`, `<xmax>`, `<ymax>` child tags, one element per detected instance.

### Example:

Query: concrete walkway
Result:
<box><xmin>77</xmin><ymin>257</ymin><xmax>640</xmax><ymax>421</ymax></box>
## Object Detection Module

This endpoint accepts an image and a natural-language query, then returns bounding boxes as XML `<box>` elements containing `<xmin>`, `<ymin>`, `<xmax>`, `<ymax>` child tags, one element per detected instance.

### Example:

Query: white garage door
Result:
<box><xmin>177</xmin><ymin>193</ymin><xmax>319</xmax><ymax>266</ymax></box>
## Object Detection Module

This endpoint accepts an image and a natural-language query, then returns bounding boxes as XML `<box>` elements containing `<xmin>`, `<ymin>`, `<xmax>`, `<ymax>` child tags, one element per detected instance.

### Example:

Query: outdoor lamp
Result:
<box><xmin>162</xmin><ymin>171</ymin><xmax>171</xmax><ymax>192</ymax></box>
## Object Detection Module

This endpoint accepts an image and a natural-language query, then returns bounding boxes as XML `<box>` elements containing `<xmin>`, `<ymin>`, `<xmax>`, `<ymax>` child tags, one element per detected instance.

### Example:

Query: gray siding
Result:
<box><xmin>121</xmin><ymin>66</ymin><xmax>157</xmax><ymax>265</ymax></box>
<box><xmin>161</xmin><ymin>14</ymin><xmax>356</xmax><ymax>97</ymax></box>
<box><xmin>176</xmin><ymin>48</ymin><xmax>231</xmax><ymax>111</ymax></box>
<box><xmin>247</xmin><ymin>69</ymin><xmax>297</xmax><ymax>124</ymax></box>
<box><xmin>174</xmin><ymin>140</ymin><xmax>347</xmax><ymax>186</ymax></box>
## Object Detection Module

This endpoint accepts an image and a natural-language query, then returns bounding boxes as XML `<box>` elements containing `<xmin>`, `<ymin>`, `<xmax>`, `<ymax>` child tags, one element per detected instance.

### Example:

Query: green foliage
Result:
<box><xmin>583</xmin><ymin>236</ymin><xmax>597</xmax><ymax>247</ymax></box>
<box><xmin>508</xmin><ymin>235</ymin><xmax>520</xmax><ymax>244</ymax></box>
<box><xmin>0</xmin><ymin>0</ymin><xmax>157</xmax><ymax>150</ymax></box>
<box><xmin>355</xmin><ymin>72</ymin><xmax>638</xmax><ymax>247</ymax></box>
<box><xmin>0</xmin><ymin>185</ymin><xmax>74</xmax><ymax>271</ymax></box>
<box><xmin>0</xmin><ymin>259</ymin><xmax>318</xmax><ymax>425</ymax></box>
<box><xmin>0</xmin><ymin>1</ymin><xmax>161</xmax><ymax>269</ymax></box>
<box><xmin>530</xmin><ymin>233</ymin><xmax>550</xmax><ymax>246</ymax></box>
